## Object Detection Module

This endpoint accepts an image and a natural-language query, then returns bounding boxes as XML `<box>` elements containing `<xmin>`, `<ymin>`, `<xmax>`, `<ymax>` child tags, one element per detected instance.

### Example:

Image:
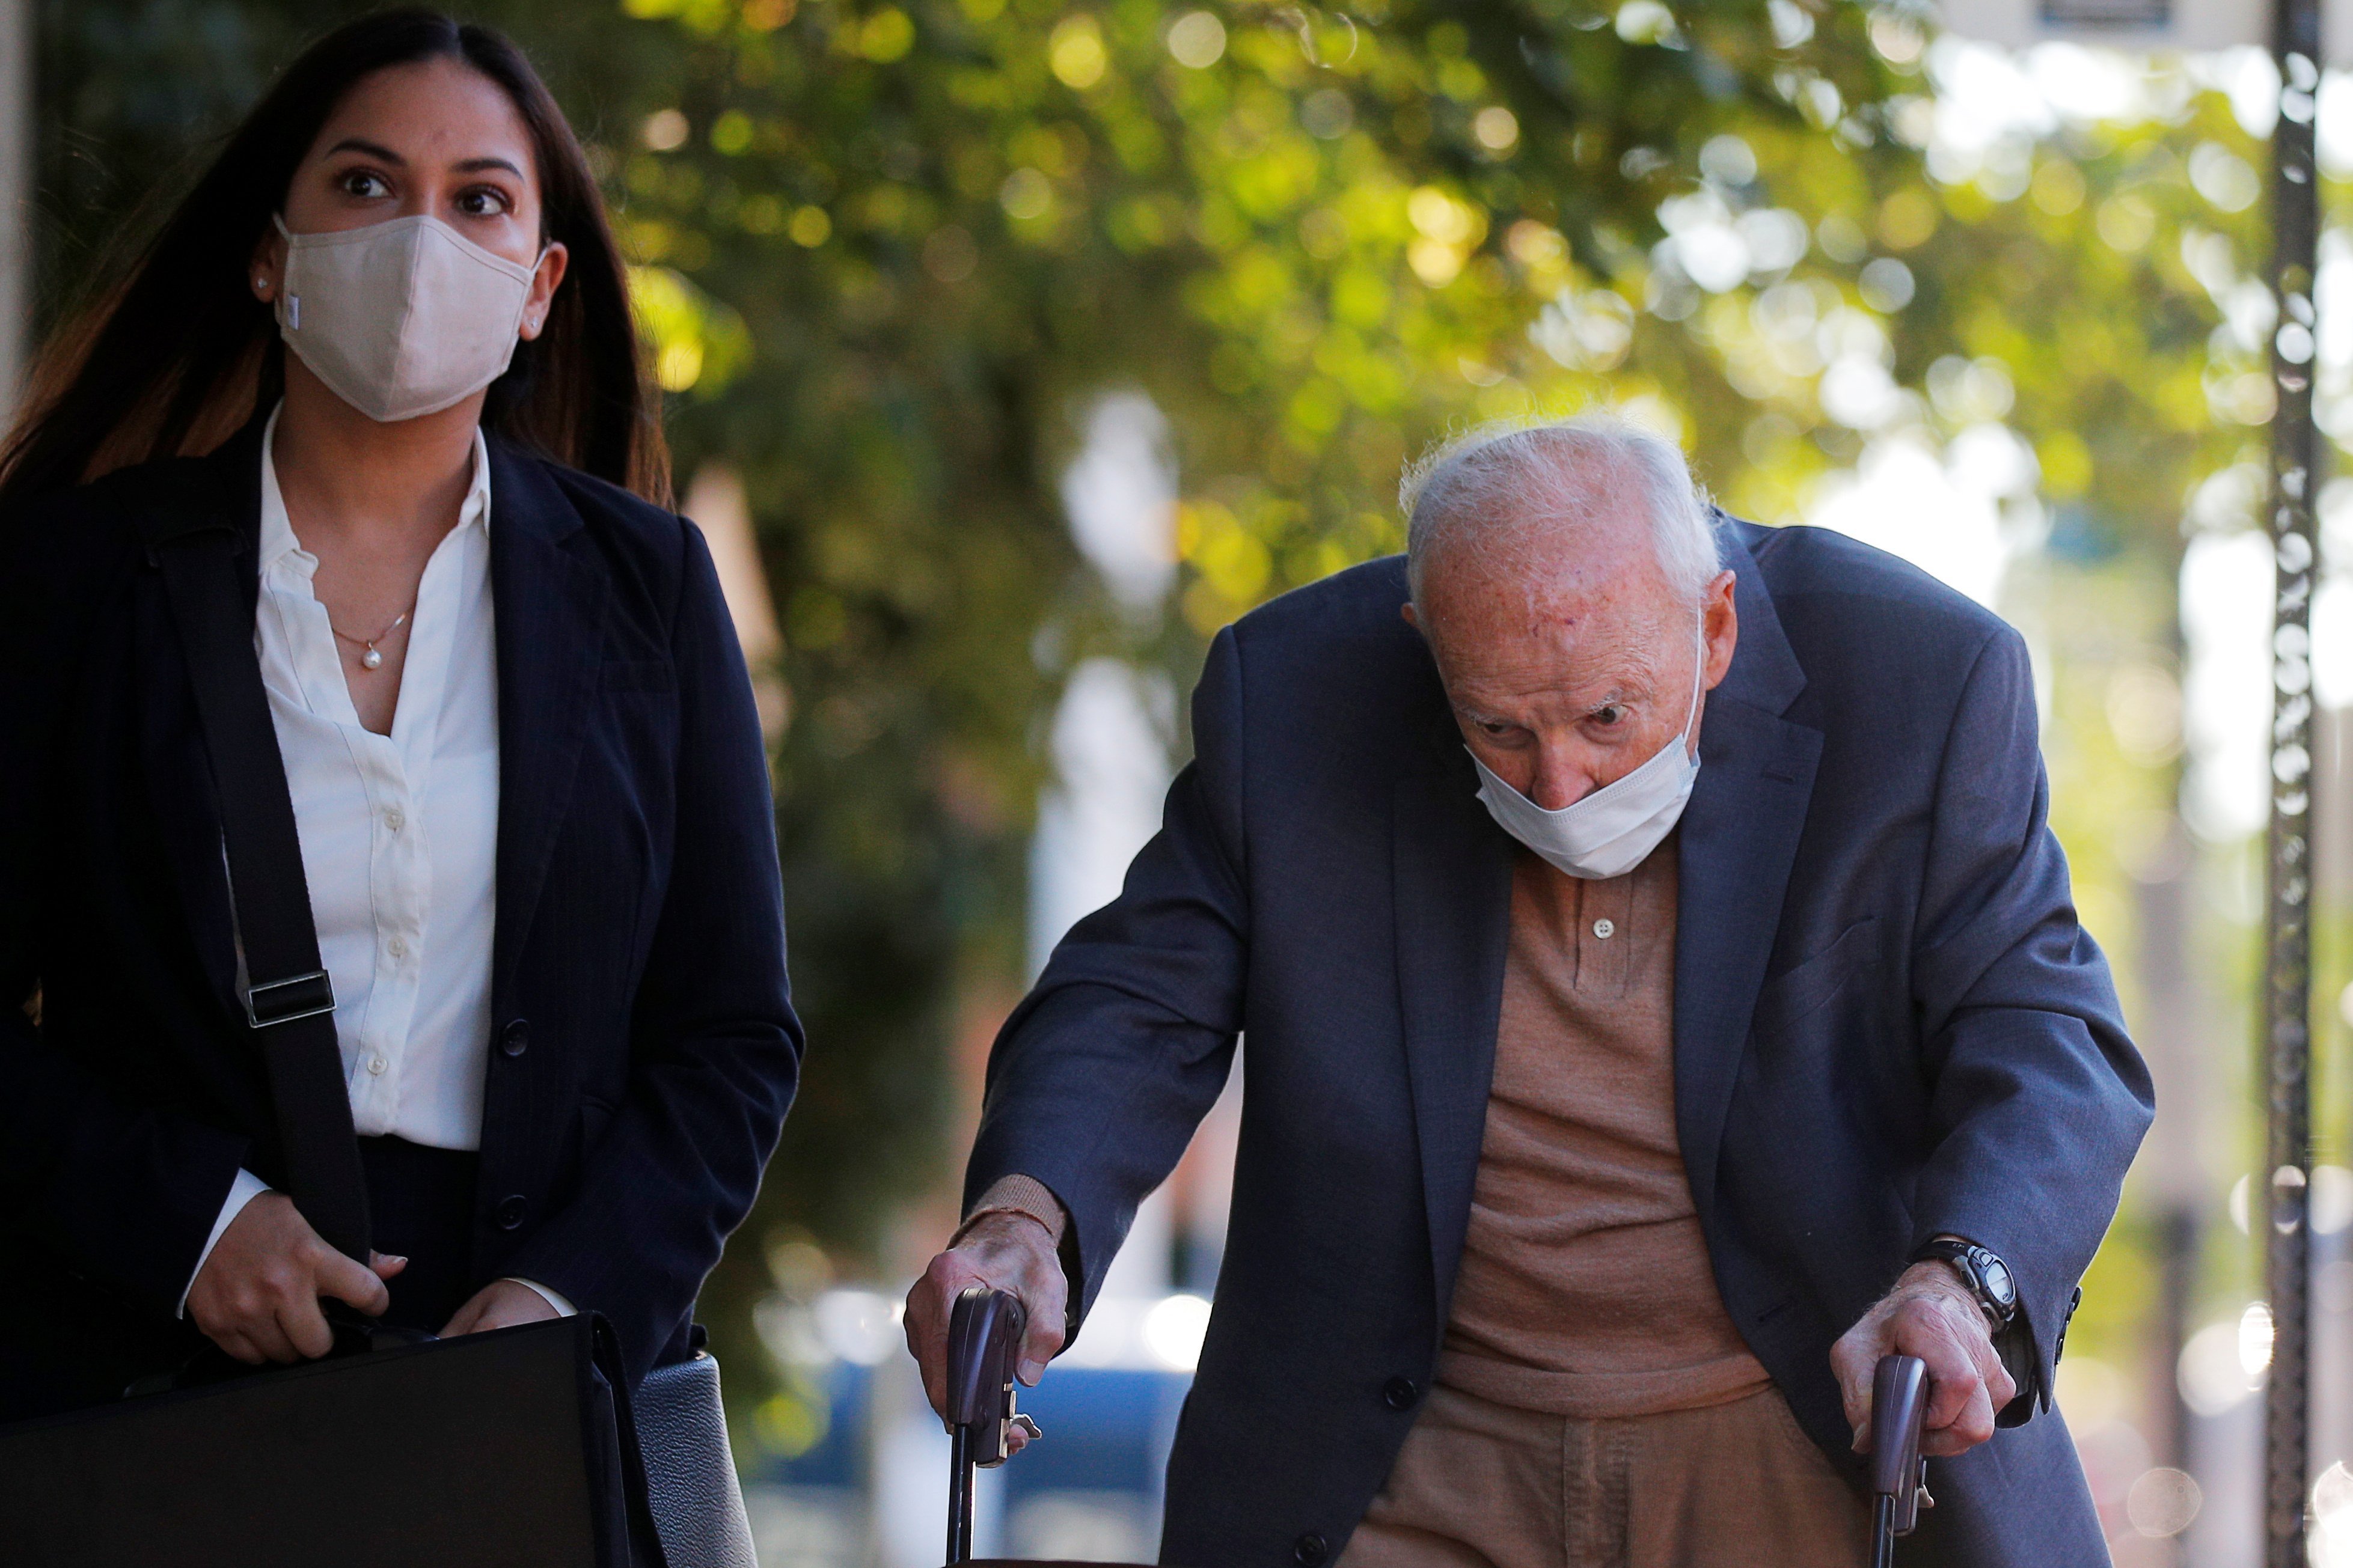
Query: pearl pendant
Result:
<box><xmin>361</xmin><ymin>647</ymin><xmax>383</xmax><ymax>671</ymax></box>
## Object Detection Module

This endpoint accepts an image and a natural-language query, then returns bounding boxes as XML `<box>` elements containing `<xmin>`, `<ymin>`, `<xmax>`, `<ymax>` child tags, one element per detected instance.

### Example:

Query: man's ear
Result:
<box><xmin>1701</xmin><ymin>569</ymin><xmax>1739</xmax><ymax>689</ymax></box>
<box><xmin>1401</xmin><ymin>602</ymin><xmax>1421</xmax><ymax>632</ymax></box>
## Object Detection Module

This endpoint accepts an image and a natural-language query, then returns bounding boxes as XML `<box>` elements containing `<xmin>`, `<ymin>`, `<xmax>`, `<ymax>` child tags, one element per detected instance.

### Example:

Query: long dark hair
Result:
<box><xmin>0</xmin><ymin>10</ymin><xmax>667</xmax><ymax>508</ymax></box>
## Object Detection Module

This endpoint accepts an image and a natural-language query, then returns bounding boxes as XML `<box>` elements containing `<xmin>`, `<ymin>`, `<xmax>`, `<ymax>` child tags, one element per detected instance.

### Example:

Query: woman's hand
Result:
<box><xmin>441</xmin><ymin>1278</ymin><xmax>562</xmax><ymax>1337</ymax></box>
<box><xmin>186</xmin><ymin>1192</ymin><xmax>406</xmax><ymax>1364</ymax></box>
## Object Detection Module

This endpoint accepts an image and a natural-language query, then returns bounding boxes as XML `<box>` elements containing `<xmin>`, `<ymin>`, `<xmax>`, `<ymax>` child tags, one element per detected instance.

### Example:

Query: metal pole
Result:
<box><xmin>2265</xmin><ymin>0</ymin><xmax>2321</xmax><ymax>1561</ymax></box>
<box><xmin>947</xmin><ymin>1424</ymin><xmax>974</xmax><ymax>1566</ymax></box>
<box><xmin>2133</xmin><ymin>802</ymin><xmax>2203</xmax><ymax>1478</ymax></box>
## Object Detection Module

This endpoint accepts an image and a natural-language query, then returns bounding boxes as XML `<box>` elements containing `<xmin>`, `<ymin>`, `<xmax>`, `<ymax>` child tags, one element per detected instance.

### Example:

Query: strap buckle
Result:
<box><xmin>243</xmin><ymin>969</ymin><xmax>335</xmax><ymax>1029</ymax></box>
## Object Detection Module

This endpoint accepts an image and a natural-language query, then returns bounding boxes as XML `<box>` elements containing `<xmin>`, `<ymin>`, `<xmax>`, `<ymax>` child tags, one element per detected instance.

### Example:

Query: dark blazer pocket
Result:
<box><xmin>602</xmin><ymin>657</ymin><xmax>675</xmax><ymax>692</ymax></box>
<box><xmin>1751</xmin><ymin>917</ymin><xmax>1882</xmax><ymax>1039</ymax></box>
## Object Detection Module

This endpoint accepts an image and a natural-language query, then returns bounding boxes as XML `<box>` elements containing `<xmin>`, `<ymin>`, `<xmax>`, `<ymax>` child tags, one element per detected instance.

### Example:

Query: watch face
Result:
<box><xmin>1979</xmin><ymin>1252</ymin><xmax>2016</xmax><ymax>1307</ymax></box>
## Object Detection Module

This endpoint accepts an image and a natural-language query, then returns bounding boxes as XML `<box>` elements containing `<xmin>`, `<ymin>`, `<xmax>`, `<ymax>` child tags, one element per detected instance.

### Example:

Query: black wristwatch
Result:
<box><xmin>1911</xmin><ymin>1237</ymin><xmax>2019</xmax><ymax>1328</ymax></box>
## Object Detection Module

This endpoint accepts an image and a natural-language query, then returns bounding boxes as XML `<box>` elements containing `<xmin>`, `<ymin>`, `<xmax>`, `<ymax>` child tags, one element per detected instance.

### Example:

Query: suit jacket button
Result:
<box><xmin>1293</xmin><ymin>1534</ymin><xmax>1328</xmax><ymax>1567</ymax></box>
<box><xmin>500</xmin><ymin>1019</ymin><xmax>530</xmax><ymax>1057</ymax></box>
<box><xmin>1383</xmin><ymin>1376</ymin><xmax>1421</xmax><ymax>1411</ymax></box>
<box><xmin>495</xmin><ymin>1194</ymin><xmax>528</xmax><ymax>1230</ymax></box>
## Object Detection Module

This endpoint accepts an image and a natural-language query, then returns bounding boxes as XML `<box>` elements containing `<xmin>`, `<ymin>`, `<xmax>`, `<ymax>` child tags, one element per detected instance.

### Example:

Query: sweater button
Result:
<box><xmin>1383</xmin><ymin>1376</ymin><xmax>1421</xmax><ymax>1411</ymax></box>
<box><xmin>495</xmin><ymin>1194</ymin><xmax>528</xmax><ymax>1230</ymax></box>
<box><xmin>500</xmin><ymin>1018</ymin><xmax>530</xmax><ymax>1057</ymax></box>
<box><xmin>1293</xmin><ymin>1534</ymin><xmax>1327</xmax><ymax>1567</ymax></box>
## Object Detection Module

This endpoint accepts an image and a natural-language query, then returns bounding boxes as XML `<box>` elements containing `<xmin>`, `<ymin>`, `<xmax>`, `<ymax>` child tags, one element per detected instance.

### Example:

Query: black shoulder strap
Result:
<box><xmin>139</xmin><ymin>495</ymin><xmax>373</xmax><ymax>1265</ymax></box>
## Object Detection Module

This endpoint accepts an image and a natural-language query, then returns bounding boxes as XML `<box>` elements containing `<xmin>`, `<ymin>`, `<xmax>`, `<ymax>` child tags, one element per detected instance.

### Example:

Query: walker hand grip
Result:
<box><xmin>946</xmin><ymin>1286</ymin><xmax>1027</xmax><ymax>1442</ymax></box>
<box><xmin>945</xmin><ymin>1286</ymin><xmax>1033</xmax><ymax>1566</ymax></box>
<box><xmin>1868</xmin><ymin>1353</ymin><xmax>1932</xmax><ymax>1565</ymax></box>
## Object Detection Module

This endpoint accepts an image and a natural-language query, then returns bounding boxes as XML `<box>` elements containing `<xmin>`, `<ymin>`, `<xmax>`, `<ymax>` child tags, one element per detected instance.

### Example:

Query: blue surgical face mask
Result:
<box><xmin>1468</xmin><ymin>616</ymin><xmax>1706</xmax><ymax>880</ymax></box>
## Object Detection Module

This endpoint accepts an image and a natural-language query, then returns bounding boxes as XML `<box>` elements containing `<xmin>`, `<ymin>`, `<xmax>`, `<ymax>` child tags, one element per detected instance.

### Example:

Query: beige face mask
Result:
<box><xmin>274</xmin><ymin>213</ymin><xmax>543</xmax><ymax>423</ymax></box>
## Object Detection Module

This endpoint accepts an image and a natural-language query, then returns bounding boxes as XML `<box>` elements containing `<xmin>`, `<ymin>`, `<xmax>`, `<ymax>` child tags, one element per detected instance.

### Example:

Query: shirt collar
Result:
<box><xmin>257</xmin><ymin>401</ymin><xmax>494</xmax><ymax>571</ymax></box>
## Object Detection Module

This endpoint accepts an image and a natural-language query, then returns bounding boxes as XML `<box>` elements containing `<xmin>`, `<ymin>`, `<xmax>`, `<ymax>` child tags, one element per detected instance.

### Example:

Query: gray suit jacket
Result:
<box><xmin>969</xmin><ymin>520</ymin><xmax>2152</xmax><ymax>1567</ymax></box>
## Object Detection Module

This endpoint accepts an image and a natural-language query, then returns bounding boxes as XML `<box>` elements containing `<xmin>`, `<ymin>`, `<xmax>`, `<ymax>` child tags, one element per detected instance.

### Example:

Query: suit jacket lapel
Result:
<box><xmin>486</xmin><ymin>440</ymin><xmax>608</xmax><ymax>1000</ymax></box>
<box><xmin>1392</xmin><ymin>720</ymin><xmax>1514</xmax><ymax>1331</ymax></box>
<box><xmin>139</xmin><ymin>421</ymin><xmax>270</xmax><ymax>1025</ymax></box>
<box><xmin>1673</xmin><ymin>527</ymin><xmax>1821</xmax><ymax>1222</ymax></box>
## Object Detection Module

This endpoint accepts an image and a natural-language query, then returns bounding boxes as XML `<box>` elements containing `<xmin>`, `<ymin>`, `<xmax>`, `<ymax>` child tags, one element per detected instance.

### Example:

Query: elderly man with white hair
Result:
<box><xmin>908</xmin><ymin>415</ymin><xmax>2150</xmax><ymax>1568</ymax></box>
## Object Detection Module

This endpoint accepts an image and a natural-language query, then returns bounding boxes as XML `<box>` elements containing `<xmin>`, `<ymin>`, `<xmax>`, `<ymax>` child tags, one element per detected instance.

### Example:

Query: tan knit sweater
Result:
<box><xmin>1435</xmin><ymin>838</ymin><xmax>1769</xmax><ymax>1418</ymax></box>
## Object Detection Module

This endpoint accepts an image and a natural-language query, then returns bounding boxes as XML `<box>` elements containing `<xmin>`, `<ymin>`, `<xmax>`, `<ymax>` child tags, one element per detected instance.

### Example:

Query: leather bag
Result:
<box><xmin>0</xmin><ymin>472</ymin><xmax>749</xmax><ymax>1565</ymax></box>
<box><xmin>637</xmin><ymin>1344</ymin><xmax>760</xmax><ymax>1568</ymax></box>
<box><xmin>0</xmin><ymin>1313</ymin><xmax>660</xmax><ymax>1567</ymax></box>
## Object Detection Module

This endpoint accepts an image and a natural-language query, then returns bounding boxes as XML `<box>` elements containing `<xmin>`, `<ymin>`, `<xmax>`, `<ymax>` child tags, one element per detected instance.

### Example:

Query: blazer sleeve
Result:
<box><xmin>0</xmin><ymin>502</ymin><xmax>251</xmax><ymax>1313</ymax></box>
<box><xmin>1906</xmin><ymin>623</ymin><xmax>2153</xmax><ymax>1422</ymax></box>
<box><xmin>965</xmin><ymin>625</ymin><xmax>1252</xmax><ymax>1330</ymax></box>
<box><xmin>498</xmin><ymin>521</ymin><xmax>803</xmax><ymax>1377</ymax></box>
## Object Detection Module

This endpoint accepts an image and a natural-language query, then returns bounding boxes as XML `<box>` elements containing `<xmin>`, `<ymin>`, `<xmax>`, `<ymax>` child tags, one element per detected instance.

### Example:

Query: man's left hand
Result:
<box><xmin>1831</xmin><ymin>1262</ymin><xmax>2018</xmax><ymax>1458</ymax></box>
<box><xmin>440</xmin><ymin>1278</ymin><xmax>563</xmax><ymax>1337</ymax></box>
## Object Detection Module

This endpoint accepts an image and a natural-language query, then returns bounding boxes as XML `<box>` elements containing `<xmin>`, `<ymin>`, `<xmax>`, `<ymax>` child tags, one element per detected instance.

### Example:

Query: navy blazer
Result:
<box><xmin>0</xmin><ymin>421</ymin><xmax>801</xmax><ymax>1417</ymax></box>
<box><xmin>968</xmin><ymin>523</ymin><xmax>2152</xmax><ymax>1568</ymax></box>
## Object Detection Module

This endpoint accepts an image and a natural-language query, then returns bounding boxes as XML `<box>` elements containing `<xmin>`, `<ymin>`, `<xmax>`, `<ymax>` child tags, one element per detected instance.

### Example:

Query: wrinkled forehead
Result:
<box><xmin>1421</xmin><ymin>499</ymin><xmax>1683</xmax><ymax>629</ymax></box>
<box><xmin>1419</xmin><ymin>544</ymin><xmax>1691</xmax><ymax>697</ymax></box>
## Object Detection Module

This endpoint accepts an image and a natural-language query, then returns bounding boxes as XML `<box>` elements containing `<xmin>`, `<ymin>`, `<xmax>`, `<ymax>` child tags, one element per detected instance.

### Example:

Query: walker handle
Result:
<box><xmin>944</xmin><ymin>1286</ymin><xmax>1039</xmax><ymax>1566</ymax></box>
<box><xmin>1867</xmin><ymin>1353</ymin><xmax>1932</xmax><ymax>1567</ymax></box>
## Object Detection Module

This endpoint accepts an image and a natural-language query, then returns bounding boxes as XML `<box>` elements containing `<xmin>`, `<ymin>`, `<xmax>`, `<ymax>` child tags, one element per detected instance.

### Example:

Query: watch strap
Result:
<box><xmin>1910</xmin><ymin>1237</ymin><xmax>2017</xmax><ymax>1326</ymax></box>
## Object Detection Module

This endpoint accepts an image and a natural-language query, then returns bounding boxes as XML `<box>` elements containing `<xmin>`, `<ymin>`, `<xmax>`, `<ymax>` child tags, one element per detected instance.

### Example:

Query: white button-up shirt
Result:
<box><xmin>184</xmin><ymin>409</ymin><xmax>567</xmax><ymax>1319</ymax></box>
<box><xmin>254</xmin><ymin>406</ymin><xmax>501</xmax><ymax>1148</ymax></box>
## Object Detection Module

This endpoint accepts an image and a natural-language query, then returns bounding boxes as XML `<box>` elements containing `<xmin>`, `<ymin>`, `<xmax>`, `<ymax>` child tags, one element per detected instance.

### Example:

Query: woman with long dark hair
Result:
<box><xmin>0</xmin><ymin>10</ymin><xmax>800</xmax><ymax>1417</ymax></box>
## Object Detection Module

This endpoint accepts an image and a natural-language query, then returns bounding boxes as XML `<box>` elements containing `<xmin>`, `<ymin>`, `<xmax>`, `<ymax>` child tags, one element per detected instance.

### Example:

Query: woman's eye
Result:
<box><xmin>341</xmin><ymin>169</ymin><xmax>390</xmax><ymax>199</ymax></box>
<box><xmin>456</xmin><ymin>187</ymin><xmax>512</xmax><ymax>218</ymax></box>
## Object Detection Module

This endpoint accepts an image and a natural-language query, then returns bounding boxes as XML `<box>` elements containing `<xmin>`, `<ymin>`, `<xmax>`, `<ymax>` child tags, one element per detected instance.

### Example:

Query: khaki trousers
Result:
<box><xmin>1337</xmin><ymin>1383</ymin><xmax>1871</xmax><ymax>1568</ymax></box>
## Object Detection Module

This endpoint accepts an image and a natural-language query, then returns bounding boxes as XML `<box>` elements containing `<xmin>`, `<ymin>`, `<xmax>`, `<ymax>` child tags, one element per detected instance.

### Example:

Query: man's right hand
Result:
<box><xmin>903</xmin><ymin>1212</ymin><xmax>1068</xmax><ymax>1447</ymax></box>
<box><xmin>186</xmin><ymin>1192</ymin><xmax>406</xmax><ymax>1365</ymax></box>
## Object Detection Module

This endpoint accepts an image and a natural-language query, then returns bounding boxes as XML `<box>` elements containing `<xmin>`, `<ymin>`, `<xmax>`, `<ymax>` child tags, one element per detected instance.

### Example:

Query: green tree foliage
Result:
<box><xmin>611</xmin><ymin>0</ymin><xmax>1930</xmax><ymax>624</ymax></box>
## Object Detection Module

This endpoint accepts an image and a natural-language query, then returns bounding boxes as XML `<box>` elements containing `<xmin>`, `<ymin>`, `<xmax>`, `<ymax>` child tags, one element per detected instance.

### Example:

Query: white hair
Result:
<box><xmin>1400</xmin><ymin>412</ymin><xmax>1720</xmax><ymax>608</ymax></box>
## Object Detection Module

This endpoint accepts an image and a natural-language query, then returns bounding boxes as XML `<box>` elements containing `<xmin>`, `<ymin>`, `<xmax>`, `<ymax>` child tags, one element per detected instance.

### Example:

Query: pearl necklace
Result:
<box><xmin>329</xmin><ymin>606</ymin><xmax>413</xmax><ymax>671</ymax></box>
